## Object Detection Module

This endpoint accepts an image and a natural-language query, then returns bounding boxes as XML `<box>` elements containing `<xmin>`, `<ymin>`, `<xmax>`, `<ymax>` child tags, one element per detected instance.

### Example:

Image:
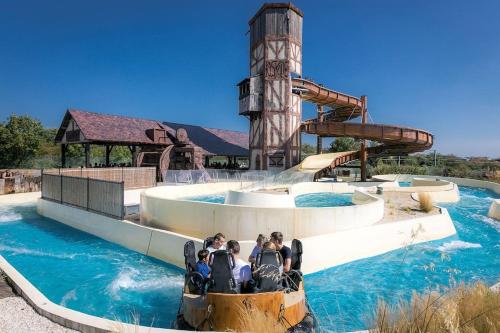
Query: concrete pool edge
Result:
<box><xmin>372</xmin><ymin>174</ymin><xmax>500</xmax><ymax>194</ymax></box>
<box><xmin>36</xmin><ymin>196</ymin><xmax>456</xmax><ymax>275</ymax></box>
<box><xmin>0</xmin><ymin>255</ymin><xmax>185</xmax><ymax>333</ymax></box>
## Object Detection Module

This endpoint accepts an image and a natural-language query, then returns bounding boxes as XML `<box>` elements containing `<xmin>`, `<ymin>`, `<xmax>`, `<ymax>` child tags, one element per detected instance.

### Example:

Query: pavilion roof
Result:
<box><xmin>164</xmin><ymin>122</ymin><xmax>249</xmax><ymax>157</ymax></box>
<box><xmin>55</xmin><ymin>109</ymin><xmax>174</xmax><ymax>145</ymax></box>
<box><xmin>54</xmin><ymin>110</ymin><xmax>249</xmax><ymax>157</ymax></box>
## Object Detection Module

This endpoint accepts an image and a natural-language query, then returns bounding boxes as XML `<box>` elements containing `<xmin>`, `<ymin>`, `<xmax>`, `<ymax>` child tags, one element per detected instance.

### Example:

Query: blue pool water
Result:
<box><xmin>0</xmin><ymin>186</ymin><xmax>498</xmax><ymax>331</ymax></box>
<box><xmin>186</xmin><ymin>192</ymin><xmax>354</xmax><ymax>207</ymax></box>
<box><xmin>185</xmin><ymin>193</ymin><xmax>226</xmax><ymax>204</ymax></box>
<box><xmin>0</xmin><ymin>205</ymin><xmax>184</xmax><ymax>328</ymax></box>
<box><xmin>295</xmin><ymin>193</ymin><xmax>353</xmax><ymax>207</ymax></box>
<box><xmin>306</xmin><ymin>186</ymin><xmax>500</xmax><ymax>332</ymax></box>
<box><xmin>398</xmin><ymin>181</ymin><xmax>412</xmax><ymax>187</ymax></box>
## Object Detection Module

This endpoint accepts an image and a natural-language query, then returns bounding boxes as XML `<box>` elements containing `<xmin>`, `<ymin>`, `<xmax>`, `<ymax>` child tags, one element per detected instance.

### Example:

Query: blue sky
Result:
<box><xmin>1</xmin><ymin>0</ymin><xmax>499</xmax><ymax>157</ymax></box>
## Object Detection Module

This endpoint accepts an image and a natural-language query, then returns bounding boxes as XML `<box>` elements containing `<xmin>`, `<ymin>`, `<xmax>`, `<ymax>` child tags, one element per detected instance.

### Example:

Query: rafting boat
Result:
<box><xmin>175</xmin><ymin>239</ymin><xmax>316</xmax><ymax>332</ymax></box>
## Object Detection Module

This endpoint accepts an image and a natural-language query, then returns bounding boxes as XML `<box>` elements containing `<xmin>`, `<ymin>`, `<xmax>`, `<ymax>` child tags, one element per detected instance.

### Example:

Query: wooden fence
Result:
<box><xmin>43</xmin><ymin>167</ymin><xmax>156</xmax><ymax>190</ymax></box>
<box><xmin>41</xmin><ymin>173</ymin><xmax>124</xmax><ymax>219</ymax></box>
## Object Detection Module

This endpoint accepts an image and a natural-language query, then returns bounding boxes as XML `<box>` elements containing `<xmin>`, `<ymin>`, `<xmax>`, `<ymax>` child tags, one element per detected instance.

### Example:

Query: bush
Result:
<box><xmin>418</xmin><ymin>192</ymin><xmax>433</xmax><ymax>213</ymax></box>
<box><xmin>372</xmin><ymin>164</ymin><xmax>428</xmax><ymax>176</ymax></box>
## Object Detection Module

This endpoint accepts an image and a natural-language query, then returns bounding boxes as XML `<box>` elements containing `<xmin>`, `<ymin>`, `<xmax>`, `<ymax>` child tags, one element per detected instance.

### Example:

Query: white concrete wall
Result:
<box><xmin>300</xmin><ymin>208</ymin><xmax>457</xmax><ymax>274</ymax></box>
<box><xmin>488</xmin><ymin>199</ymin><xmax>500</xmax><ymax>220</ymax></box>
<box><xmin>141</xmin><ymin>183</ymin><xmax>384</xmax><ymax>241</ymax></box>
<box><xmin>35</xmin><ymin>191</ymin><xmax>453</xmax><ymax>275</ymax></box>
<box><xmin>37</xmin><ymin>199</ymin><xmax>203</xmax><ymax>269</ymax></box>
<box><xmin>225</xmin><ymin>190</ymin><xmax>296</xmax><ymax>207</ymax></box>
<box><xmin>373</xmin><ymin>174</ymin><xmax>500</xmax><ymax>194</ymax></box>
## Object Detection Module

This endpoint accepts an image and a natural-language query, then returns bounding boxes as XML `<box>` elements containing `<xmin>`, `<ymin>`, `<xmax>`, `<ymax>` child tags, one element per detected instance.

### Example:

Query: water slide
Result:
<box><xmin>291</xmin><ymin>78</ymin><xmax>434</xmax><ymax>176</ymax></box>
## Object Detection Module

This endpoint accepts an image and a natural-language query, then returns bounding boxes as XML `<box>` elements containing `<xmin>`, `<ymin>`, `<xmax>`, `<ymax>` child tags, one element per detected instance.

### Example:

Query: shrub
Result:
<box><xmin>418</xmin><ymin>192</ymin><xmax>433</xmax><ymax>213</ymax></box>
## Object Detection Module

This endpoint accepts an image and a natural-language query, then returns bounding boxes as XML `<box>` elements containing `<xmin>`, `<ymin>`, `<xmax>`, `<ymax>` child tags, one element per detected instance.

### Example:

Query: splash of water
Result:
<box><xmin>437</xmin><ymin>240</ymin><xmax>482</xmax><ymax>252</ymax></box>
<box><xmin>0</xmin><ymin>212</ymin><xmax>23</xmax><ymax>223</ymax></box>
<box><xmin>60</xmin><ymin>289</ymin><xmax>78</xmax><ymax>307</ymax></box>
<box><xmin>0</xmin><ymin>245</ymin><xmax>77</xmax><ymax>259</ymax></box>
<box><xmin>108</xmin><ymin>267</ymin><xmax>183</xmax><ymax>299</ymax></box>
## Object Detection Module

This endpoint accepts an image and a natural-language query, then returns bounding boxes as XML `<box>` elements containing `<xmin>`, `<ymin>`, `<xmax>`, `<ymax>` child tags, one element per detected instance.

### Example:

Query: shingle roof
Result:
<box><xmin>163</xmin><ymin>122</ymin><xmax>249</xmax><ymax>156</ymax></box>
<box><xmin>54</xmin><ymin>110</ymin><xmax>249</xmax><ymax>157</ymax></box>
<box><xmin>55</xmin><ymin>109</ymin><xmax>174</xmax><ymax>145</ymax></box>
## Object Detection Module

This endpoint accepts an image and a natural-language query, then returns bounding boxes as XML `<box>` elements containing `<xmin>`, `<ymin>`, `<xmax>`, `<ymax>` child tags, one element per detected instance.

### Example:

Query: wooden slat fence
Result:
<box><xmin>41</xmin><ymin>173</ymin><xmax>124</xmax><ymax>219</ymax></box>
<box><xmin>43</xmin><ymin>167</ymin><xmax>156</xmax><ymax>189</ymax></box>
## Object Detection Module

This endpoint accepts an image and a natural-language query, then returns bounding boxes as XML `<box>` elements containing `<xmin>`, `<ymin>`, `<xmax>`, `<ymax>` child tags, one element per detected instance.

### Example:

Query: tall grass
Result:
<box><xmin>370</xmin><ymin>282</ymin><xmax>500</xmax><ymax>333</ymax></box>
<box><xmin>418</xmin><ymin>192</ymin><xmax>433</xmax><ymax>213</ymax></box>
<box><xmin>235</xmin><ymin>302</ymin><xmax>287</xmax><ymax>333</ymax></box>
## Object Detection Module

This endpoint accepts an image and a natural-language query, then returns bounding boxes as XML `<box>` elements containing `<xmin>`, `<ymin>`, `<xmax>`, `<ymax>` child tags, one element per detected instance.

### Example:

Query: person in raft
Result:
<box><xmin>227</xmin><ymin>240</ymin><xmax>252</xmax><ymax>292</ymax></box>
<box><xmin>196</xmin><ymin>249</ymin><xmax>211</xmax><ymax>280</ymax></box>
<box><xmin>270</xmin><ymin>231</ymin><xmax>292</xmax><ymax>273</ymax></box>
<box><xmin>248</xmin><ymin>234</ymin><xmax>267</xmax><ymax>264</ymax></box>
<box><xmin>207</xmin><ymin>232</ymin><xmax>226</xmax><ymax>253</ymax></box>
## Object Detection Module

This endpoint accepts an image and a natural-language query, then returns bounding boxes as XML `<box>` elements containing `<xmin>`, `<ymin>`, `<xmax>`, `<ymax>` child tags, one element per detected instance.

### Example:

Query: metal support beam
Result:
<box><xmin>84</xmin><ymin>143</ymin><xmax>91</xmax><ymax>168</ymax></box>
<box><xmin>360</xmin><ymin>96</ymin><xmax>368</xmax><ymax>182</ymax></box>
<box><xmin>61</xmin><ymin>144</ymin><xmax>67</xmax><ymax>168</ymax></box>
<box><xmin>316</xmin><ymin>104</ymin><xmax>323</xmax><ymax>154</ymax></box>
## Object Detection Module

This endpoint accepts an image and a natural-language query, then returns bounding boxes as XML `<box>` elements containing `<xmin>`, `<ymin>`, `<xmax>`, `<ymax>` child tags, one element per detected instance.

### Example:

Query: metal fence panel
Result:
<box><xmin>61</xmin><ymin>176</ymin><xmax>88</xmax><ymax>209</ymax></box>
<box><xmin>41</xmin><ymin>173</ymin><xmax>124</xmax><ymax>219</ymax></box>
<box><xmin>88</xmin><ymin>179</ymin><xmax>124</xmax><ymax>219</ymax></box>
<box><xmin>41</xmin><ymin>174</ymin><xmax>62</xmax><ymax>202</ymax></box>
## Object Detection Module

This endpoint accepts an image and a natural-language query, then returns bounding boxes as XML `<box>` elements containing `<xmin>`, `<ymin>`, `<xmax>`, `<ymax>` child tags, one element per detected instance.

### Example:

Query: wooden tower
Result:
<box><xmin>238</xmin><ymin>3</ymin><xmax>303</xmax><ymax>170</ymax></box>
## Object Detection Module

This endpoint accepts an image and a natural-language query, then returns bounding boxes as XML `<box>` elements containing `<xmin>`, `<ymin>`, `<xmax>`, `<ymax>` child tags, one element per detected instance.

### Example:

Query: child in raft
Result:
<box><xmin>196</xmin><ymin>249</ymin><xmax>211</xmax><ymax>279</ymax></box>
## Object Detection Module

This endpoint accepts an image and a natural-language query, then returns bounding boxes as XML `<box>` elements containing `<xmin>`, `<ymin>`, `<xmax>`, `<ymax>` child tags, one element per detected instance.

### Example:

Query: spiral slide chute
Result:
<box><xmin>293</xmin><ymin>78</ymin><xmax>434</xmax><ymax>172</ymax></box>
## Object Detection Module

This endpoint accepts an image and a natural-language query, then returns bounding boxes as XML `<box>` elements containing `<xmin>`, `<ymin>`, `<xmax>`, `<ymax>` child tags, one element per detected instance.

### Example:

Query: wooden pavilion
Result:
<box><xmin>54</xmin><ymin>109</ymin><xmax>249</xmax><ymax>174</ymax></box>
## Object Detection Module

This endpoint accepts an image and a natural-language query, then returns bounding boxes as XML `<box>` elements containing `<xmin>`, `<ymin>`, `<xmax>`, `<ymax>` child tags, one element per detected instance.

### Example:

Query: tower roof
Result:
<box><xmin>249</xmin><ymin>3</ymin><xmax>303</xmax><ymax>25</ymax></box>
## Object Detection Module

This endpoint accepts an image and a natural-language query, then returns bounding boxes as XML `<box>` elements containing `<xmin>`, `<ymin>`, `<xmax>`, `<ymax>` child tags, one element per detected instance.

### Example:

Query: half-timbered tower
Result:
<box><xmin>238</xmin><ymin>3</ymin><xmax>303</xmax><ymax>170</ymax></box>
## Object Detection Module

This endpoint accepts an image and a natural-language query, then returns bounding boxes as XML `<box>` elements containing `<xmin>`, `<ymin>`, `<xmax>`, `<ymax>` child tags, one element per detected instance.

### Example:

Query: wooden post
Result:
<box><xmin>61</xmin><ymin>144</ymin><xmax>67</xmax><ymax>168</ymax></box>
<box><xmin>128</xmin><ymin>146</ymin><xmax>137</xmax><ymax>166</ymax></box>
<box><xmin>84</xmin><ymin>143</ymin><xmax>91</xmax><ymax>168</ymax></box>
<box><xmin>360</xmin><ymin>96</ymin><xmax>368</xmax><ymax>182</ymax></box>
<box><xmin>105</xmin><ymin>145</ymin><xmax>112</xmax><ymax>167</ymax></box>
<box><xmin>316</xmin><ymin>105</ymin><xmax>323</xmax><ymax>154</ymax></box>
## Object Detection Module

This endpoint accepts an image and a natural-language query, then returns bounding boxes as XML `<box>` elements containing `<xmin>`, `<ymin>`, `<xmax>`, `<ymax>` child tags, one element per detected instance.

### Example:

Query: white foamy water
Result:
<box><xmin>60</xmin><ymin>289</ymin><xmax>77</xmax><ymax>307</ymax></box>
<box><xmin>0</xmin><ymin>212</ymin><xmax>23</xmax><ymax>222</ymax></box>
<box><xmin>108</xmin><ymin>267</ymin><xmax>183</xmax><ymax>299</ymax></box>
<box><xmin>0</xmin><ymin>245</ymin><xmax>77</xmax><ymax>260</ymax></box>
<box><xmin>0</xmin><ymin>206</ymin><xmax>23</xmax><ymax>223</ymax></box>
<box><xmin>470</xmin><ymin>213</ymin><xmax>500</xmax><ymax>232</ymax></box>
<box><xmin>437</xmin><ymin>240</ymin><xmax>482</xmax><ymax>252</ymax></box>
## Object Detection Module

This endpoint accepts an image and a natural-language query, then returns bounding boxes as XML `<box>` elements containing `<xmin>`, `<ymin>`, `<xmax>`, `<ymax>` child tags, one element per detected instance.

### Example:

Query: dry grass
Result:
<box><xmin>370</xmin><ymin>282</ymin><xmax>500</xmax><ymax>333</ymax></box>
<box><xmin>235</xmin><ymin>302</ymin><xmax>287</xmax><ymax>333</ymax></box>
<box><xmin>418</xmin><ymin>192</ymin><xmax>433</xmax><ymax>213</ymax></box>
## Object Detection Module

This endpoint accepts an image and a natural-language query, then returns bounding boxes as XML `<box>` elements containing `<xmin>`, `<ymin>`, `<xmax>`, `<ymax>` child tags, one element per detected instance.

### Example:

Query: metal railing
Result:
<box><xmin>163</xmin><ymin>169</ymin><xmax>280</xmax><ymax>185</ymax></box>
<box><xmin>41</xmin><ymin>173</ymin><xmax>125</xmax><ymax>219</ymax></box>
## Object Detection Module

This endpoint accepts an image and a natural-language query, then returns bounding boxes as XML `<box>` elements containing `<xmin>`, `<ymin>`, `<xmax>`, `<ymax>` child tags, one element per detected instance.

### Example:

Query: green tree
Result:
<box><xmin>301</xmin><ymin>143</ymin><xmax>316</xmax><ymax>156</ymax></box>
<box><xmin>0</xmin><ymin>115</ymin><xmax>45</xmax><ymax>168</ymax></box>
<box><xmin>329</xmin><ymin>137</ymin><xmax>361</xmax><ymax>152</ymax></box>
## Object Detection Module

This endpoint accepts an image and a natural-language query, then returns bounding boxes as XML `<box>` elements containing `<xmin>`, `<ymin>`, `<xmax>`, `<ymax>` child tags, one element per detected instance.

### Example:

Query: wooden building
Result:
<box><xmin>54</xmin><ymin>110</ymin><xmax>249</xmax><ymax>175</ymax></box>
